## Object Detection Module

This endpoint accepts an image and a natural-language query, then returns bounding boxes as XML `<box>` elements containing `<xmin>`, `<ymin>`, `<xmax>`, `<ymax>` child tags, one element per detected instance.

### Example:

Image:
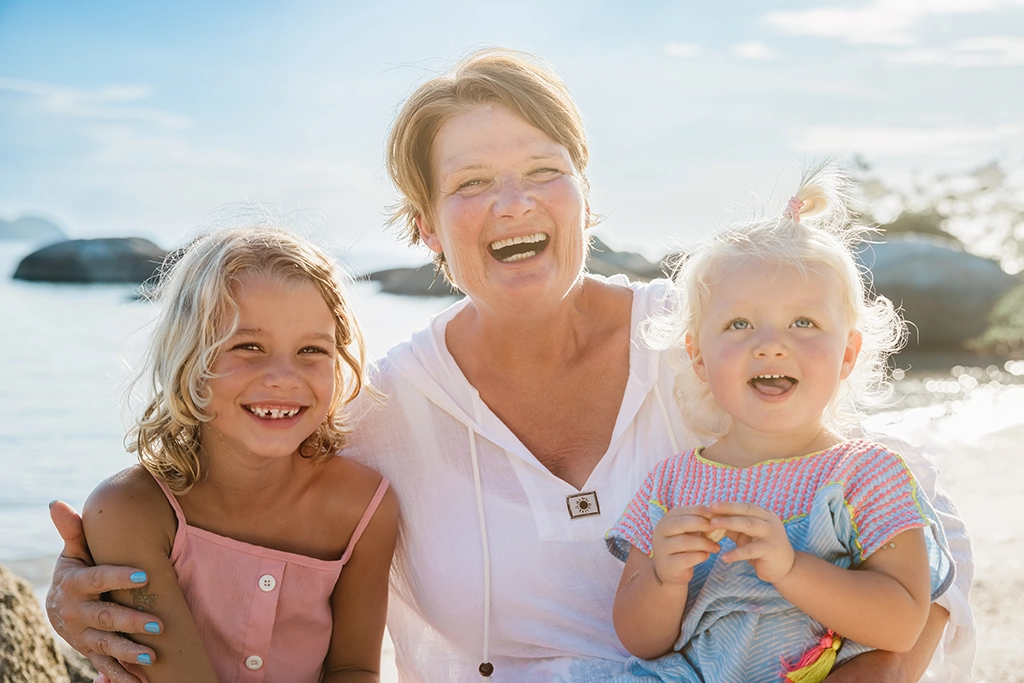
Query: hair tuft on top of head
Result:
<box><xmin>643</xmin><ymin>162</ymin><xmax>905</xmax><ymax>439</ymax></box>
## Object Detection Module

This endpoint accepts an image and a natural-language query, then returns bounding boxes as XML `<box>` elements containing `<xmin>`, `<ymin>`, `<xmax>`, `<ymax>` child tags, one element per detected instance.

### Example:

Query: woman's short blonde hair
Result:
<box><xmin>645</xmin><ymin>164</ymin><xmax>906</xmax><ymax>438</ymax></box>
<box><xmin>386</xmin><ymin>47</ymin><xmax>593</xmax><ymax>277</ymax></box>
<box><xmin>127</xmin><ymin>226</ymin><xmax>368</xmax><ymax>493</ymax></box>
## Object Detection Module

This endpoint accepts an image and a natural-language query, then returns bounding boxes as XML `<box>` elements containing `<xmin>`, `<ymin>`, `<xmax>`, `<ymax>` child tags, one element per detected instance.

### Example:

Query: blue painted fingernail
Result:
<box><xmin>144</xmin><ymin>621</ymin><xmax>161</xmax><ymax>634</ymax></box>
<box><xmin>137</xmin><ymin>653</ymin><xmax>152</xmax><ymax>665</ymax></box>
<box><xmin>130</xmin><ymin>571</ymin><xmax>147</xmax><ymax>583</ymax></box>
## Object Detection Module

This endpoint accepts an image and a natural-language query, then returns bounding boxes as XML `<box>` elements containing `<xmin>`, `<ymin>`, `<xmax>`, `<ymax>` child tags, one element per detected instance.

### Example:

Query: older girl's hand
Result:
<box><xmin>651</xmin><ymin>505</ymin><xmax>720</xmax><ymax>585</ymax></box>
<box><xmin>708</xmin><ymin>501</ymin><xmax>796</xmax><ymax>584</ymax></box>
<box><xmin>46</xmin><ymin>501</ymin><xmax>161</xmax><ymax>683</ymax></box>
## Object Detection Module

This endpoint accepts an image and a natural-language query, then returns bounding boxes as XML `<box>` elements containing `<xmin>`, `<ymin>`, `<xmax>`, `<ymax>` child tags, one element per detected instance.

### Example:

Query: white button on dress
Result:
<box><xmin>258</xmin><ymin>574</ymin><xmax>276</xmax><ymax>592</ymax></box>
<box><xmin>245</xmin><ymin>654</ymin><xmax>263</xmax><ymax>670</ymax></box>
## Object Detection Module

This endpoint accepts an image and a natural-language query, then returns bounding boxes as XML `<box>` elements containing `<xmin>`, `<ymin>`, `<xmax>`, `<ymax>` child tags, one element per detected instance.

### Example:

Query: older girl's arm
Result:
<box><xmin>47</xmin><ymin>501</ymin><xmax>158</xmax><ymax>682</ymax></box>
<box><xmin>83</xmin><ymin>467</ymin><xmax>219</xmax><ymax>683</ymax></box>
<box><xmin>321</xmin><ymin>485</ymin><xmax>399</xmax><ymax>683</ymax></box>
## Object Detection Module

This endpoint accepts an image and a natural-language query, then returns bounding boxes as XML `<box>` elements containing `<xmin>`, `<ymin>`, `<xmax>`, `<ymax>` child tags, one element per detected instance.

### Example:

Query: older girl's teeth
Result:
<box><xmin>248</xmin><ymin>407</ymin><xmax>300</xmax><ymax>419</ymax></box>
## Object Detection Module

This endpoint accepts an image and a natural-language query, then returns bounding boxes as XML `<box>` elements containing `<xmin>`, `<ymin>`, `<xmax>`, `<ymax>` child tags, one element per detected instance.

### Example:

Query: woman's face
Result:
<box><xmin>417</xmin><ymin>104</ymin><xmax>588</xmax><ymax>312</ymax></box>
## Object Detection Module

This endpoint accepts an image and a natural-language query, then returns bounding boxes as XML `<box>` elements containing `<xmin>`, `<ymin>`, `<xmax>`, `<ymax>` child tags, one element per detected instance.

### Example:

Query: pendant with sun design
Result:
<box><xmin>566</xmin><ymin>491</ymin><xmax>600</xmax><ymax>520</ymax></box>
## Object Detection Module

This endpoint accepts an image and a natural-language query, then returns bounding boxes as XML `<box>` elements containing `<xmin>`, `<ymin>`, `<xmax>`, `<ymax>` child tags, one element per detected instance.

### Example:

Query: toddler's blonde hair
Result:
<box><xmin>645</xmin><ymin>164</ymin><xmax>905</xmax><ymax>438</ymax></box>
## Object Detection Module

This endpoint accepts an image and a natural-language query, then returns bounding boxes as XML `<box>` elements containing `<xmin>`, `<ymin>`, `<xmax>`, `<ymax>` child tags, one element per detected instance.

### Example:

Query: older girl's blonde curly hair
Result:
<box><xmin>644</xmin><ymin>164</ymin><xmax>906</xmax><ymax>439</ymax></box>
<box><xmin>127</xmin><ymin>226</ymin><xmax>369</xmax><ymax>493</ymax></box>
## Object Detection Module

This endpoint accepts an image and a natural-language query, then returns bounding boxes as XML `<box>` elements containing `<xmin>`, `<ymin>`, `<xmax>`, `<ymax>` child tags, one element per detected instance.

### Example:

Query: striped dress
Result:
<box><xmin>605</xmin><ymin>439</ymin><xmax>955</xmax><ymax>683</ymax></box>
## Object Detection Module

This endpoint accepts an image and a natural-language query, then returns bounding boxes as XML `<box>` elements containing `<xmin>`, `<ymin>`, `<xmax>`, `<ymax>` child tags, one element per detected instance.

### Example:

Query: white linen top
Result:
<box><xmin>342</xmin><ymin>275</ymin><xmax>975</xmax><ymax>682</ymax></box>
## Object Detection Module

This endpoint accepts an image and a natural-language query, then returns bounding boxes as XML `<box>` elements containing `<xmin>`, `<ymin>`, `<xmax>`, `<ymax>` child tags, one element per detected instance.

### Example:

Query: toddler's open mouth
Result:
<box><xmin>749</xmin><ymin>374</ymin><xmax>797</xmax><ymax>396</ymax></box>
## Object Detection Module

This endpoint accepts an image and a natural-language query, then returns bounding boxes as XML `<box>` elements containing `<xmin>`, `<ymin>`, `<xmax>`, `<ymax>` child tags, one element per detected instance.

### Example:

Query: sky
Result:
<box><xmin>1</xmin><ymin>0</ymin><xmax>1022</xmax><ymax>268</ymax></box>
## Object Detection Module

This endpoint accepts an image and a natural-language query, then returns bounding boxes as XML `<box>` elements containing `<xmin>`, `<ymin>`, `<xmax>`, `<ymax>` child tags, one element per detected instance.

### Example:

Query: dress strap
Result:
<box><xmin>150</xmin><ymin>470</ymin><xmax>188</xmax><ymax>529</ymax></box>
<box><xmin>340</xmin><ymin>476</ymin><xmax>390</xmax><ymax>564</ymax></box>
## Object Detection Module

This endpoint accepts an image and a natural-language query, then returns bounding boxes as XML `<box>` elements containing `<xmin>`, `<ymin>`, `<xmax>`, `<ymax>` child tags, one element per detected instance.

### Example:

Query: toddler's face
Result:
<box><xmin>686</xmin><ymin>257</ymin><xmax>861</xmax><ymax>440</ymax></box>
<box><xmin>201</xmin><ymin>274</ymin><xmax>337</xmax><ymax>462</ymax></box>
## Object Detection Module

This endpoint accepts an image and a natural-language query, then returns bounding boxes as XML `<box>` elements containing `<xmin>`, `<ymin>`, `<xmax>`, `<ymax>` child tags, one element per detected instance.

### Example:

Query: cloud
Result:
<box><xmin>664</xmin><ymin>42</ymin><xmax>702</xmax><ymax>59</ymax></box>
<box><xmin>765</xmin><ymin>0</ymin><xmax>1021</xmax><ymax>46</ymax></box>
<box><xmin>792</xmin><ymin>123</ymin><xmax>1024</xmax><ymax>158</ymax></box>
<box><xmin>0</xmin><ymin>76</ymin><xmax>190</xmax><ymax>129</ymax></box>
<box><xmin>731</xmin><ymin>41</ymin><xmax>778</xmax><ymax>61</ymax></box>
<box><xmin>887</xmin><ymin>35</ymin><xmax>1024</xmax><ymax>65</ymax></box>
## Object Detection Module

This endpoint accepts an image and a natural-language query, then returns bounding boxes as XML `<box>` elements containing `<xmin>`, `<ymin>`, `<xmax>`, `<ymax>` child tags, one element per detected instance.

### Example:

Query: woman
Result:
<box><xmin>47</xmin><ymin>48</ymin><xmax>975</xmax><ymax>682</ymax></box>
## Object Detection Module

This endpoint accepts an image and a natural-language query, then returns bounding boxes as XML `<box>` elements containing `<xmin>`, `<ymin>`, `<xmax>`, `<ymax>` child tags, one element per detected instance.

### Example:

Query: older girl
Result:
<box><xmin>81</xmin><ymin>227</ymin><xmax>397</xmax><ymax>681</ymax></box>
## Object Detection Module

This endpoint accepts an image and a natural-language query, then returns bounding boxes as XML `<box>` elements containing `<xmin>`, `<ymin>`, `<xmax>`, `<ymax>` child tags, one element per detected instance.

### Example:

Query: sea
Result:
<box><xmin>2</xmin><ymin>237</ymin><xmax>1024</xmax><ymax>671</ymax></box>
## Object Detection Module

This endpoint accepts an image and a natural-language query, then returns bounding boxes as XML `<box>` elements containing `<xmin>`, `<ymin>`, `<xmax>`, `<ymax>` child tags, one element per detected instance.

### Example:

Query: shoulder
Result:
<box><xmin>83</xmin><ymin>465</ymin><xmax>176</xmax><ymax>553</ymax></box>
<box><xmin>311</xmin><ymin>456</ymin><xmax>396</xmax><ymax>524</ymax></box>
<box><xmin>831</xmin><ymin>438</ymin><xmax>909</xmax><ymax>472</ymax></box>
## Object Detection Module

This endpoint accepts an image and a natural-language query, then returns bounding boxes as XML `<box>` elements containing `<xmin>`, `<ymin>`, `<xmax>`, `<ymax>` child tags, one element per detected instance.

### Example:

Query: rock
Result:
<box><xmin>367</xmin><ymin>264</ymin><xmax>461</xmax><ymax>297</ymax></box>
<box><xmin>58</xmin><ymin>643</ymin><xmax>97</xmax><ymax>683</ymax></box>
<box><xmin>364</xmin><ymin>238</ymin><xmax>666</xmax><ymax>297</ymax></box>
<box><xmin>13</xmin><ymin>237</ymin><xmax>167</xmax><ymax>284</ymax></box>
<box><xmin>0</xmin><ymin>217</ymin><xmax>67</xmax><ymax>244</ymax></box>
<box><xmin>862</xmin><ymin>236</ymin><xmax>1021</xmax><ymax>352</ymax></box>
<box><xmin>0</xmin><ymin>563</ymin><xmax>71</xmax><ymax>683</ymax></box>
<box><xmin>589</xmin><ymin>236</ymin><xmax>666</xmax><ymax>280</ymax></box>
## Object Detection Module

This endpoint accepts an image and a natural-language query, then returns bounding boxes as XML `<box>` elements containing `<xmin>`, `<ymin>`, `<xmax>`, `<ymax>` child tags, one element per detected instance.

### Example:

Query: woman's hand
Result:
<box><xmin>709</xmin><ymin>501</ymin><xmax>795</xmax><ymax>583</ymax></box>
<box><xmin>46</xmin><ymin>501</ymin><xmax>161</xmax><ymax>683</ymax></box>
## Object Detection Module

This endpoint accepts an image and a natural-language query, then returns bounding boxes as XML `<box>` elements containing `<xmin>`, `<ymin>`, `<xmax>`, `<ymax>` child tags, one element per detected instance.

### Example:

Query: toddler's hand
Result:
<box><xmin>709</xmin><ymin>501</ymin><xmax>795</xmax><ymax>584</ymax></box>
<box><xmin>651</xmin><ymin>505</ymin><xmax>721</xmax><ymax>586</ymax></box>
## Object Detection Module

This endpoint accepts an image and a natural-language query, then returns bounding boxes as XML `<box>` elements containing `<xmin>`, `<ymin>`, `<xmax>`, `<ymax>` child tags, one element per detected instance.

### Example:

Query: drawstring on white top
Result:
<box><xmin>467</xmin><ymin>424</ymin><xmax>494</xmax><ymax>680</ymax></box>
<box><xmin>653</xmin><ymin>384</ymin><xmax>680</xmax><ymax>454</ymax></box>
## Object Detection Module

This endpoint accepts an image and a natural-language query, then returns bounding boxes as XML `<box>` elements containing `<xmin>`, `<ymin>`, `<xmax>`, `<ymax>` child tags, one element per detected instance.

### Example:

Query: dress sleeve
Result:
<box><xmin>841</xmin><ymin>441</ymin><xmax>935</xmax><ymax>560</ymax></box>
<box><xmin>605</xmin><ymin>459</ymin><xmax>675</xmax><ymax>562</ymax></box>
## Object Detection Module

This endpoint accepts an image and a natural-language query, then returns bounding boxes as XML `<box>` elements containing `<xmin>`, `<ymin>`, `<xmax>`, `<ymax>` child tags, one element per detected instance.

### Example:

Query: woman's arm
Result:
<box><xmin>47</xmin><ymin>500</ymin><xmax>161</xmax><ymax>683</ymax></box>
<box><xmin>611</xmin><ymin>506</ymin><xmax>719</xmax><ymax>659</ymax></box>
<box><xmin>711</xmin><ymin>502</ymin><xmax>932</xmax><ymax>652</ymax></box>
<box><xmin>823</xmin><ymin>603</ymin><xmax>950</xmax><ymax>682</ymax></box>
<box><xmin>82</xmin><ymin>468</ymin><xmax>219</xmax><ymax>683</ymax></box>
<box><xmin>321</xmin><ymin>485</ymin><xmax>399</xmax><ymax>683</ymax></box>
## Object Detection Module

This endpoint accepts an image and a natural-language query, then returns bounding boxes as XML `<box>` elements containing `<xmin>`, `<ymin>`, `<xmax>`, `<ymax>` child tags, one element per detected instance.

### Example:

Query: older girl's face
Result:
<box><xmin>417</xmin><ymin>104</ymin><xmax>588</xmax><ymax>312</ymax></box>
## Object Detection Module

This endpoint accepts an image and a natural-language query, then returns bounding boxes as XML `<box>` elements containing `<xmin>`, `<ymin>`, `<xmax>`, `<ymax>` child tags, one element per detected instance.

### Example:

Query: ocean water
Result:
<box><xmin>2</xmin><ymin>238</ymin><xmax>1024</xmax><ymax>570</ymax></box>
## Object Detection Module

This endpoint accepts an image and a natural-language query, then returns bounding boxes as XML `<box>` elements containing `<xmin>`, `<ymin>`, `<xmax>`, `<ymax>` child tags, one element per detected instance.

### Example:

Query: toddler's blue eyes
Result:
<box><xmin>728</xmin><ymin>320</ymin><xmax>750</xmax><ymax>330</ymax></box>
<box><xmin>793</xmin><ymin>318</ymin><xmax>814</xmax><ymax>328</ymax></box>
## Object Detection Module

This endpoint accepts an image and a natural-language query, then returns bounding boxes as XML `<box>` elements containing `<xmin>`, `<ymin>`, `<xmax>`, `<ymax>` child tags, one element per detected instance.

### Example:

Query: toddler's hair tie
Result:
<box><xmin>784</xmin><ymin>195</ymin><xmax>805</xmax><ymax>222</ymax></box>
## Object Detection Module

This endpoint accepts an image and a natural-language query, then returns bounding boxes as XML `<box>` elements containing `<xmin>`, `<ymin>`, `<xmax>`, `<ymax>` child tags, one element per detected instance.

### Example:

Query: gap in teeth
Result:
<box><xmin>248</xmin><ymin>406</ymin><xmax>300</xmax><ymax>419</ymax></box>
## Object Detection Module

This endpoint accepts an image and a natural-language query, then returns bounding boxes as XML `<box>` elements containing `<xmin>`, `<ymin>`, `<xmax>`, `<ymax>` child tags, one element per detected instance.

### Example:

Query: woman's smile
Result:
<box><xmin>488</xmin><ymin>232</ymin><xmax>550</xmax><ymax>262</ymax></box>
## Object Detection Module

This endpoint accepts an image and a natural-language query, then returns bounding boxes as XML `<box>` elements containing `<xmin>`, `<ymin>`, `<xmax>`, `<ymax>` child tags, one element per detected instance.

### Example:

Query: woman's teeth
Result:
<box><xmin>247</xmin><ymin>406</ymin><xmax>300</xmax><ymax>419</ymax></box>
<box><xmin>489</xmin><ymin>233</ymin><xmax>549</xmax><ymax>262</ymax></box>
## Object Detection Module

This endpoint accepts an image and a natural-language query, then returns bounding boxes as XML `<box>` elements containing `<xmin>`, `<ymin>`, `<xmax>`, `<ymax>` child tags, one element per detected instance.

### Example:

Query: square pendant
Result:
<box><xmin>566</xmin><ymin>491</ymin><xmax>600</xmax><ymax>520</ymax></box>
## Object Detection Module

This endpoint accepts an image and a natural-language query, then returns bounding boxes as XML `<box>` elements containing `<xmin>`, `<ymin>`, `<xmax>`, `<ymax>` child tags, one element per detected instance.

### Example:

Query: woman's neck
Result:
<box><xmin>448</xmin><ymin>275</ymin><xmax>616</xmax><ymax>368</ymax></box>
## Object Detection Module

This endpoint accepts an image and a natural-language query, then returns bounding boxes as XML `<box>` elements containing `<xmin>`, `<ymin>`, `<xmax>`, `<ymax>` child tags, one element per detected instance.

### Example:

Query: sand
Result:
<box><xmin>931</xmin><ymin>423</ymin><xmax>1024</xmax><ymax>683</ymax></box>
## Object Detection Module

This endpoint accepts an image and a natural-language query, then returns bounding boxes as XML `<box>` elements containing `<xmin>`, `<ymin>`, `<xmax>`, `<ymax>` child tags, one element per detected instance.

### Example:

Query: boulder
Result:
<box><xmin>364</xmin><ymin>238</ymin><xmax>667</xmax><ymax>297</ymax></box>
<box><xmin>589</xmin><ymin>236</ymin><xmax>666</xmax><ymax>280</ymax></box>
<box><xmin>0</xmin><ymin>564</ymin><xmax>73</xmax><ymax>683</ymax></box>
<box><xmin>862</xmin><ymin>236</ymin><xmax>1021</xmax><ymax>352</ymax></box>
<box><xmin>13</xmin><ymin>237</ymin><xmax>167</xmax><ymax>284</ymax></box>
<box><xmin>0</xmin><ymin>216</ymin><xmax>67</xmax><ymax>244</ymax></box>
<box><xmin>367</xmin><ymin>264</ymin><xmax>461</xmax><ymax>297</ymax></box>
